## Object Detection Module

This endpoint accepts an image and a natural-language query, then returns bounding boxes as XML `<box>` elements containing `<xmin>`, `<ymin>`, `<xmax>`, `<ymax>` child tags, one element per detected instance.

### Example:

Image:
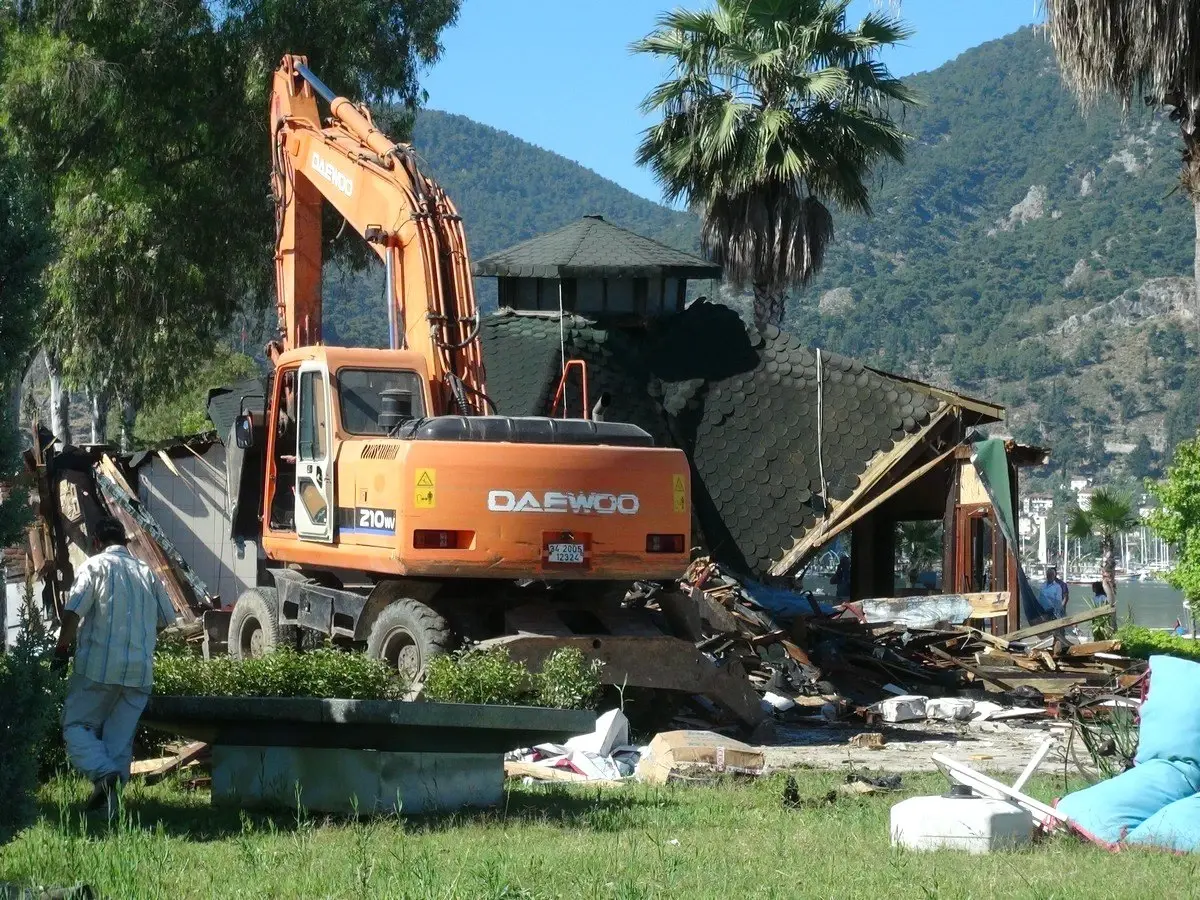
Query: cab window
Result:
<box><xmin>338</xmin><ymin>369</ymin><xmax>425</xmax><ymax>434</ymax></box>
<box><xmin>298</xmin><ymin>369</ymin><xmax>328</xmax><ymax>461</ymax></box>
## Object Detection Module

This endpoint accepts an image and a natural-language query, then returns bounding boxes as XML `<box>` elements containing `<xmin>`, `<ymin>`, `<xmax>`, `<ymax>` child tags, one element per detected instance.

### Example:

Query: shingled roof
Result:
<box><xmin>473</xmin><ymin>215</ymin><xmax>721</xmax><ymax>280</ymax></box>
<box><xmin>480</xmin><ymin>302</ymin><xmax>1001</xmax><ymax>578</ymax></box>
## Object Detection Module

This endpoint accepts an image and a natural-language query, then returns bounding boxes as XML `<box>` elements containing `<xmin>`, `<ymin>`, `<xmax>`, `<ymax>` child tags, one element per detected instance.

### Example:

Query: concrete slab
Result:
<box><xmin>144</xmin><ymin>696</ymin><xmax>593</xmax><ymax>816</ymax></box>
<box><xmin>144</xmin><ymin>696</ymin><xmax>595</xmax><ymax>753</ymax></box>
<box><xmin>213</xmin><ymin>746</ymin><xmax>502</xmax><ymax>814</ymax></box>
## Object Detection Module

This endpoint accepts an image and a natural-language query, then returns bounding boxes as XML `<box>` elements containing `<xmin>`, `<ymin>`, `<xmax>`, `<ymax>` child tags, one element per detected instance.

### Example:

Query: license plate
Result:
<box><xmin>547</xmin><ymin>543</ymin><xmax>585</xmax><ymax>564</ymax></box>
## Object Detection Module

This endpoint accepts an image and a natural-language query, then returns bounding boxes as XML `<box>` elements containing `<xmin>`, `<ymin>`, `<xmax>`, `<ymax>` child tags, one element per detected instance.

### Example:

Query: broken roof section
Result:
<box><xmin>479</xmin><ymin>300</ymin><xmax>1002</xmax><ymax>578</ymax></box>
<box><xmin>473</xmin><ymin>215</ymin><xmax>721</xmax><ymax>280</ymax></box>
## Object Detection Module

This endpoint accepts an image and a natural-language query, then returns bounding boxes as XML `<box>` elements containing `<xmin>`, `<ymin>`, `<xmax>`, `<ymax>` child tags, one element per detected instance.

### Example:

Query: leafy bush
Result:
<box><xmin>153</xmin><ymin>647</ymin><xmax>405</xmax><ymax>700</ymax></box>
<box><xmin>423</xmin><ymin>646</ymin><xmax>602</xmax><ymax>709</ymax></box>
<box><xmin>0</xmin><ymin>590</ymin><xmax>66</xmax><ymax>843</ymax></box>
<box><xmin>534</xmin><ymin>648</ymin><xmax>605</xmax><ymax>710</ymax></box>
<box><xmin>1117</xmin><ymin>625</ymin><xmax>1200</xmax><ymax>664</ymax></box>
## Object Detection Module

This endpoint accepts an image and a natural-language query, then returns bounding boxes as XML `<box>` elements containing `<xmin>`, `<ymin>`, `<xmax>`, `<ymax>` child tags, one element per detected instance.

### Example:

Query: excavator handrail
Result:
<box><xmin>550</xmin><ymin>359</ymin><xmax>590</xmax><ymax>421</ymax></box>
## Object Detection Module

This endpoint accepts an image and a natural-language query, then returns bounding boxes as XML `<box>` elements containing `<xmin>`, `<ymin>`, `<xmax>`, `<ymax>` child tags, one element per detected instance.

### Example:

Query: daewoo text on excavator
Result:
<box><xmin>217</xmin><ymin>56</ymin><xmax>763</xmax><ymax>727</ymax></box>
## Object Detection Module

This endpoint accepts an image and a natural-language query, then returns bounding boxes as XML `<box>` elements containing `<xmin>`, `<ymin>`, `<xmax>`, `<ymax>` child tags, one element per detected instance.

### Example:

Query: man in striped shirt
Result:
<box><xmin>53</xmin><ymin>516</ymin><xmax>179</xmax><ymax>812</ymax></box>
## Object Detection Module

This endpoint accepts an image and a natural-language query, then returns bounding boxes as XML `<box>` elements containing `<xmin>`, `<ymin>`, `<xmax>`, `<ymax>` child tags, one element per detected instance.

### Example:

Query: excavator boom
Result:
<box><xmin>268</xmin><ymin>54</ymin><xmax>486</xmax><ymax>414</ymax></box>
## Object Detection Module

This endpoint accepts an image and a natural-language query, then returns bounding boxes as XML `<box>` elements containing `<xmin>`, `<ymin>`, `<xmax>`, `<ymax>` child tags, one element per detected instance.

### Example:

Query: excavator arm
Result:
<box><xmin>268</xmin><ymin>55</ymin><xmax>487</xmax><ymax>415</ymax></box>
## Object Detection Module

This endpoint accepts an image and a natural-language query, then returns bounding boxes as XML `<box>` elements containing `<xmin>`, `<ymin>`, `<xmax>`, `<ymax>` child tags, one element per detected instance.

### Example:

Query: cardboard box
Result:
<box><xmin>636</xmin><ymin>730</ymin><xmax>765</xmax><ymax>784</ymax></box>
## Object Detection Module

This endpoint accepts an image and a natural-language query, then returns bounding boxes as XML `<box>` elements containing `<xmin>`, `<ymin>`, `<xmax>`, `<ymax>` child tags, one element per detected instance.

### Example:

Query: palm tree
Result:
<box><xmin>632</xmin><ymin>0</ymin><xmax>915</xmax><ymax>330</ymax></box>
<box><xmin>896</xmin><ymin>520</ymin><xmax>942</xmax><ymax>577</ymax></box>
<box><xmin>1044</xmin><ymin>0</ymin><xmax>1200</xmax><ymax>320</ymax></box>
<box><xmin>1068</xmin><ymin>488</ymin><xmax>1138</xmax><ymax>608</ymax></box>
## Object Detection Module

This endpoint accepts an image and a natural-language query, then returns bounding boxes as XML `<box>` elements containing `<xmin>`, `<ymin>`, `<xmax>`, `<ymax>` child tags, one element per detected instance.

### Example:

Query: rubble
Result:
<box><xmin>636</xmin><ymin>730</ymin><xmax>765</xmax><ymax>784</ymax></box>
<box><xmin>671</xmin><ymin>557</ymin><xmax>1142</xmax><ymax>735</ymax></box>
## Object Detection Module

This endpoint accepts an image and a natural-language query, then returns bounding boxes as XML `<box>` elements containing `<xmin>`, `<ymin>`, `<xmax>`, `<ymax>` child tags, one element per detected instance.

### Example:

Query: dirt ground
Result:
<box><xmin>760</xmin><ymin>717</ymin><xmax>1070</xmax><ymax>775</ymax></box>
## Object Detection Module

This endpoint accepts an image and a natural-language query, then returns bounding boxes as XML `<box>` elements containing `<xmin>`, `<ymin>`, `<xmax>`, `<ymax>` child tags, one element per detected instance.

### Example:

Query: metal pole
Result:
<box><xmin>385</xmin><ymin>248</ymin><xmax>397</xmax><ymax>350</ymax></box>
<box><xmin>295</xmin><ymin>63</ymin><xmax>337</xmax><ymax>105</ymax></box>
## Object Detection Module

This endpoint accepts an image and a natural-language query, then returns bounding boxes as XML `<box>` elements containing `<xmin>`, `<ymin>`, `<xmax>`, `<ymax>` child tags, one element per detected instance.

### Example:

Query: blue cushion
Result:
<box><xmin>1135</xmin><ymin>655</ymin><xmax>1200</xmax><ymax>765</ymax></box>
<box><xmin>1126</xmin><ymin>793</ymin><xmax>1200</xmax><ymax>852</ymax></box>
<box><xmin>1056</xmin><ymin>759</ymin><xmax>1200</xmax><ymax>845</ymax></box>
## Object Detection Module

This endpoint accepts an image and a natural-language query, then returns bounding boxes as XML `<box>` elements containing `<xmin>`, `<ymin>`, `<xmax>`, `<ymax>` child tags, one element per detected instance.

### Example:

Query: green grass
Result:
<box><xmin>3</xmin><ymin>771</ymin><xmax>1199</xmax><ymax>898</ymax></box>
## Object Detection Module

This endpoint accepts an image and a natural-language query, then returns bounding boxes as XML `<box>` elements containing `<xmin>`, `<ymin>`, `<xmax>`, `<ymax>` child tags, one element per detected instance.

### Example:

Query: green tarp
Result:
<box><xmin>971</xmin><ymin>438</ymin><xmax>1040</xmax><ymax>626</ymax></box>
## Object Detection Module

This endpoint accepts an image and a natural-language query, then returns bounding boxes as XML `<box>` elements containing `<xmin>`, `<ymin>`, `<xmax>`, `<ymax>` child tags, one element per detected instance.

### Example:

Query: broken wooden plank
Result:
<box><xmin>1005</xmin><ymin>605</ymin><xmax>1115</xmax><ymax>642</ymax></box>
<box><xmin>1064</xmin><ymin>640</ymin><xmax>1121</xmax><ymax>658</ymax></box>
<box><xmin>966</xmin><ymin>626</ymin><xmax>1013</xmax><ymax>652</ymax></box>
<box><xmin>927</xmin><ymin>645</ymin><xmax>1015</xmax><ymax>692</ymax></box>
<box><xmin>131</xmin><ymin>741</ymin><xmax>209</xmax><ymax>784</ymax></box>
<box><xmin>503</xmin><ymin>761</ymin><xmax>623</xmax><ymax>787</ymax></box>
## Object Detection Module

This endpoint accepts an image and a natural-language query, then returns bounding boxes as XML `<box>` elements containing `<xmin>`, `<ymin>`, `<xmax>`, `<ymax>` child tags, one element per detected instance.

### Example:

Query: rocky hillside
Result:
<box><xmin>788</xmin><ymin>26</ymin><xmax>1197</xmax><ymax>478</ymax></box>
<box><xmin>35</xmin><ymin>25</ymin><xmax>1200</xmax><ymax>475</ymax></box>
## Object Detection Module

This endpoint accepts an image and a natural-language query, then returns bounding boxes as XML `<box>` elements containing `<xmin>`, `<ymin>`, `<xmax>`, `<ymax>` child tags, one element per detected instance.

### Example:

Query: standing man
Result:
<box><xmin>53</xmin><ymin>516</ymin><xmax>179</xmax><ymax>814</ymax></box>
<box><xmin>1036</xmin><ymin>565</ymin><xmax>1067</xmax><ymax>622</ymax></box>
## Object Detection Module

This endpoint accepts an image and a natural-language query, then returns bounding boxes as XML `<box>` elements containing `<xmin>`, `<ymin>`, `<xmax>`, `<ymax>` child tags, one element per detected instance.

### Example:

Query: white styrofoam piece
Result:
<box><xmin>564</xmin><ymin>751</ymin><xmax>622</xmax><ymax>781</ymax></box>
<box><xmin>970</xmin><ymin>701</ymin><xmax>1005</xmax><ymax>722</ymax></box>
<box><xmin>565</xmin><ymin>709</ymin><xmax>629</xmax><ymax>758</ymax></box>
<box><xmin>762</xmin><ymin>691</ymin><xmax>796</xmax><ymax>712</ymax></box>
<box><xmin>891</xmin><ymin>794</ymin><xmax>1034</xmax><ymax>853</ymax></box>
<box><xmin>926</xmin><ymin>698</ymin><xmax>975</xmax><ymax>721</ymax></box>
<box><xmin>879</xmin><ymin>695</ymin><xmax>929</xmax><ymax>723</ymax></box>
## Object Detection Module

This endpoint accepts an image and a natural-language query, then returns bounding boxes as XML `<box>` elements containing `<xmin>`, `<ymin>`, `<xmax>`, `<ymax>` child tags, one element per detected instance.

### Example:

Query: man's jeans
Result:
<box><xmin>61</xmin><ymin>673</ymin><xmax>150</xmax><ymax>782</ymax></box>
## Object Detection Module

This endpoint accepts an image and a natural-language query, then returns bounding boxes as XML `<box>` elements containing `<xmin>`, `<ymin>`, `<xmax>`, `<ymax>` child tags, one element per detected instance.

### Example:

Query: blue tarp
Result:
<box><xmin>740</xmin><ymin>581</ymin><xmax>838</xmax><ymax>622</ymax></box>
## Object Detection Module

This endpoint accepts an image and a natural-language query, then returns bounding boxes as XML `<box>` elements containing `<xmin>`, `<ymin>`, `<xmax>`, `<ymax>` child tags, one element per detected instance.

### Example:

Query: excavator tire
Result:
<box><xmin>366</xmin><ymin>598</ymin><xmax>452</xmax><ymax>682</ymax></box>
<box><xmin>228</xmin><ymin>588</ymin><xmax>281</xmax><ymax>661</ymax></box>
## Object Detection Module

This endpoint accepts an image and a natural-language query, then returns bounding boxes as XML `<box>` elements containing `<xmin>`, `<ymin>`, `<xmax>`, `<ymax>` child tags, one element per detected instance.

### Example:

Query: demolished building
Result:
<box><xmin>475</xmin><ymin>216</ymin><xmax>1045</xmax><ymax>632</ymax></box>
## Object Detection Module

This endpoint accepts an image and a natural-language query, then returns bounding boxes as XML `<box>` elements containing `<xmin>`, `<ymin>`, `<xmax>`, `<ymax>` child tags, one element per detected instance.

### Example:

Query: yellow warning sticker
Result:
<box><xmin>414</xmin><ymin>468</ymin><xmax>436</xmax><ymax>508</ymax></box>
<box><xmin>672</xmin><ymin>474</ymin><xmax>687</xmax><ymax>513</ymax></box>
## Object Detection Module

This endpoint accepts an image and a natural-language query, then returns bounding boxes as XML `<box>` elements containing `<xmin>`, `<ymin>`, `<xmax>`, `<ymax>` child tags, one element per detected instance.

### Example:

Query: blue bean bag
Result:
<box><xmin>1135</xmin><ymin>655</ymin><xmax>1200</xmax><ymax>766</ymax></box>
<box><xmin>1126</xmin><ymin>794</ymin><xmax>1200</xmax><ymax>852</ymax></box>
<box><xmin>1057</xmin><ymin>655</ymin><xmax>1200</xmax><ymax>848</ymax></box>
<box><xmin>1056</xmin><ymin>759</ymin><xmax>1200</xmax><ymax>846</ymax></box>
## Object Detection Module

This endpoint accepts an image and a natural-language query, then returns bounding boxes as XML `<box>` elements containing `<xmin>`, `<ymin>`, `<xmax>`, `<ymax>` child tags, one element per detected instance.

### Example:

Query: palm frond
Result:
<box><xmin>1045</xmin><ymin>0</ymin><xmax>1200</xmax><ymax>128</ymax></box>
<box><xmin>1067</xmin><ymin>505</ymin><xmax>1093</xmax><ymax>541</ymax></box>
<box><xmin>1088</xmin><ymin>487</ymin><xmax>1138</xmax><ymax>535</ymax></box>
<box><xmin>632</xmin><ymin>0</ymin><xmax>914</xmax><ymax>303</ymax></box>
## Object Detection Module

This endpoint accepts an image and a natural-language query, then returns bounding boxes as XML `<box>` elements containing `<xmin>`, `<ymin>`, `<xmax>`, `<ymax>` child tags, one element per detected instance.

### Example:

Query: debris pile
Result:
<box><xmin>506</xmin><ymin>713</ymin><xmax>766</xmax><ymax>786</ymax></box>
<box><xmin>677</xmin><ymin>557</ymin><xmax>1144</xmax><ymax>729</ymax></box>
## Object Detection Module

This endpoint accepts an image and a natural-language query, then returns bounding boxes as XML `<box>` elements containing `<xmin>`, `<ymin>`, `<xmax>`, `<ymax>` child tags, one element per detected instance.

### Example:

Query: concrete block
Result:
<box><xmin>212</xmin><ymin>746</ymin><xmax>503</xmax><ymax>814</ymax></box>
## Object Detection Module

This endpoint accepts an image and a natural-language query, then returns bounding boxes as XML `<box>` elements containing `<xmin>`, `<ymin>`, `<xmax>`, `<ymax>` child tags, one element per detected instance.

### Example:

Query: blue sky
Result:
<box><xmin>422</xmin><ymin>1</ymin><xmax>1043</xmax><ymax>203</ymax></box>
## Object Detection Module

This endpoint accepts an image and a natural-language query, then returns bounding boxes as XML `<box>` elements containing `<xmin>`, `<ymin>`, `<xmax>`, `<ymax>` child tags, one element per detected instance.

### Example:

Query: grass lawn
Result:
<box><xmin>2</xmin><ymin>769</ymin><xmax>1198</xmax><ymax>899</ymax></box>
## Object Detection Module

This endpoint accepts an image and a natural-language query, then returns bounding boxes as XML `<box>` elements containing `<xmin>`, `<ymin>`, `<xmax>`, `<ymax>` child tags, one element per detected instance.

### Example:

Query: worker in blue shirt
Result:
<box><xmin>1037</xmin><ymin>566</ymin><xmax>1067</xmax><ymax>622</ymax></box>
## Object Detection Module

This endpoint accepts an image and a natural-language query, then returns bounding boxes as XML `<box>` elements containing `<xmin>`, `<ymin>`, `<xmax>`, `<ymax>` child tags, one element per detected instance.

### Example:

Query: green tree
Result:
<box><xmin>632</xmin><ymin>0</ymin><xmax>915</xmax><ymax>329</ymax></box>
<box><xmin>1126</xmin><ymin>434</ymin><xmax>1158</xmax><ymax>479</ymax></box>
<box><xmin>1045</xmin><ymin>0</ymin><xmax>1200</xmax><ymax>318</ymax></box>
<box><xmin>0</xmin><ymin>1</ymin><xmax>461</xmax><ymax>444</ymax></box>
<box><xmin>0</xmin><ymin>147</ymin><xmax>49</xmax><ymax>546</ymax></box>
<box><xmin>1149</xmin><ymin>437</ymin><xmax>1200</xmax><ymax>620</ymax></box>
<box><xmin>134</xmin><ymin>349</ymin><xmax>261</xmax><ymax>444</ymax></box>
<box><xmin>1068</xmin><ymin>488</ymin><xmax>1137</xmax><ymax>618</ymax></box>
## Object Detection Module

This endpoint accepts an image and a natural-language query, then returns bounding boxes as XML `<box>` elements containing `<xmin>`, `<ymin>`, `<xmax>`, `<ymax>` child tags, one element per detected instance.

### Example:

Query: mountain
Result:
<box><xmin>321</xmin><ymin>110</ymin><xmax>701</xmax><ymax>349</ymax></box>
<box><xmin>324</xmin><ymin>26</ymin><xmax>1199</xmax><ymax>485</ymax></box>
<box><xmin>788</xmin><ymin>26</ymin><xmax>1196</xmax><ymax>480</ymax></box>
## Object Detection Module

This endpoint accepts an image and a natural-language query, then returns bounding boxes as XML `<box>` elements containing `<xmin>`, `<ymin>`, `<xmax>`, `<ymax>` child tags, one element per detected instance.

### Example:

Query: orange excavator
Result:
<box><xmin>219</xmin><ymin>56</ymin><xmax>761</xmax><ymax>725</ymax></box>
